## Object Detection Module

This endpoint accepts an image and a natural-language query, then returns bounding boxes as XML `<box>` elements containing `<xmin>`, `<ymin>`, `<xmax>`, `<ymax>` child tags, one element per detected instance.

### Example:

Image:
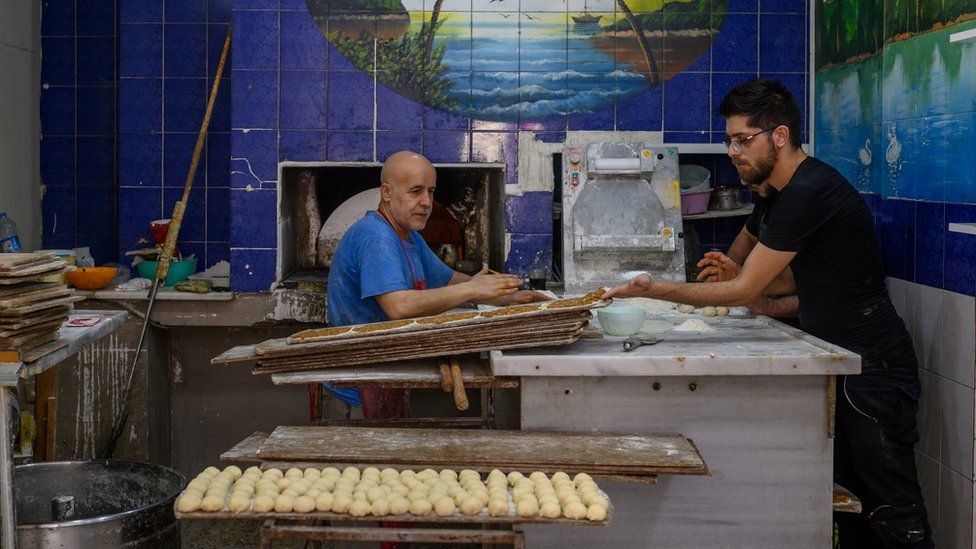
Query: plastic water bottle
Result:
<box><xmin>0</xmin><ymin>212</ymin><xmax>22</xmax><ymax>252</ymax></box>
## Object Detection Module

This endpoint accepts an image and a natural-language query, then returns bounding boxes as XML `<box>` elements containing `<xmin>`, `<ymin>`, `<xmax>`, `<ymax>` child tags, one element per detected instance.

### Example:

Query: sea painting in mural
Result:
<box><xmin>815</xmin><ymin>0</ymin><xmax>976</xmax><ymax>201</ymax></box>
<box><xmin>306</xmin><ymin>0</ymin><xmax>724</xmax><ymax>122</ymax></box>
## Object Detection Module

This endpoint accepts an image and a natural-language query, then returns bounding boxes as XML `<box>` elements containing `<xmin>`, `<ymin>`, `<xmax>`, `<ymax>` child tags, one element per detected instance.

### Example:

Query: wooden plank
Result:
<box><xmin>220</xmin><ymin>431</ymin><xmax>270</xmax><ymax>462</ymax></box>
<box><xmin>0</xmin><ymin>260</ymin><xmax>66</xmax><ymax>277</ymax></box>
<box><xmin>255</xmin><ymin>426</ymin><xmax>708</xmax><ymax>476</ymax></box>
<box><xmin>0</xmin><ymin>317</ymin><xmax>65</xmax><ymax>338</ymax></box>
<box><xmin>251</xmin><ymin>330</ymin><xmax>584</xmax><ymax>375</ymax></box>
<box><xmin>0</xmin><ymin>268</ymin><xmax>66</xmax><ymax>285</ymax></box>
<box><xmin>0</xmin><ymin>295</ymin><xmax>83</xmax><ymax>316</ymax></box>
<box><xmin>0</xmin><ymin>327</ymin><xmax>59</xmax><ymax>349</ymax></box>
<box><xmin>0</xmin><ymin>306</ymin><xmax>72</xmax><ymax>330</ymax></box>
<box><xmin>0</xmin><ymin>285</ymin><xmax>70</xmax><ymax>307</ymax></box>
<box><xmin>21</xmin><ymin>339</ymin><xmax>71</xmax><ymax>363</ymax></box>
<box><xmin>271</xmin><ymin>359</ymin><xmax>520</xmax><ymax>389</ymax></box>
<box><xmin>0</xmin><ymin>253</ymin><xmax>55</xmax><ymax>270</ymax></box>
<box><xmin>0</xmin><ymin>282</ymin><xmax>61</xmax><ymax>299</ymax></box>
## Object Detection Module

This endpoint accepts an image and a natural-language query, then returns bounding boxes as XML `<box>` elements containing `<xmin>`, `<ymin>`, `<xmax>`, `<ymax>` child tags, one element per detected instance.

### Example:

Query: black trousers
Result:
<box><xmin>833</xmin><ymin>337</ymin><xmax>933</xmax><ymax>548</ymax></box>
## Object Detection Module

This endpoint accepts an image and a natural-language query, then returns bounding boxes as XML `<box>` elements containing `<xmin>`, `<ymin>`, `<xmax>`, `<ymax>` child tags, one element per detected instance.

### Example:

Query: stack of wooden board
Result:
<box><xmin>212</xmin><ymin>288</ymin><xmax>609</xmax><ymax>374</ymax></box>
<box><xmin>0</xmin><ymin>253</ymin><xmax>82</xmax><ymax>361</ymax></box>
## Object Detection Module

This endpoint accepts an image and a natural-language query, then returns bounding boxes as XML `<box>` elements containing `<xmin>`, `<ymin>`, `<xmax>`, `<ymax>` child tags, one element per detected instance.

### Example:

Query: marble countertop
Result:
<box><xmin>490</xmin><ymin>313</ymin><xmax>861</xmax><ymax>377</ymax></box>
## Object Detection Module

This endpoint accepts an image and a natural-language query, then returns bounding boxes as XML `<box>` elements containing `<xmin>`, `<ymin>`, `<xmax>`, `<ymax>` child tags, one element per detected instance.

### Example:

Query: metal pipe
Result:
<box><xmin>0</xmin><ymin>387</ymin><xmax>18</xmax><ymax>549</ymax></box>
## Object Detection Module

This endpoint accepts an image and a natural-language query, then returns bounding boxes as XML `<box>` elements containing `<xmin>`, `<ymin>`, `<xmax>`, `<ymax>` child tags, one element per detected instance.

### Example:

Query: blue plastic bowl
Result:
<box><xmin>596</xmin><ymin>307</ymin><xmax>646</xmax><ymax>337</ymax></box>
<box><xmin>137</xmin><ymin>257</ymin><xmax>198</xmax><ymax>287</ymax></box>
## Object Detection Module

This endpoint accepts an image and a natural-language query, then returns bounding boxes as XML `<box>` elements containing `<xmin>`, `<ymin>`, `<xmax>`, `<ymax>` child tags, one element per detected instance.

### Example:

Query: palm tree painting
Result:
<box><xmin>306</xmin><ymin>0</ymin><xmax>724</xmax><ymax>122</ymax></box>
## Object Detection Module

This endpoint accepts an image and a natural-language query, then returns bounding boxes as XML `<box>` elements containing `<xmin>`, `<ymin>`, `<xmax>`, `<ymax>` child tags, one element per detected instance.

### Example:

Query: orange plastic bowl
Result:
<box><xmin>65</xmin><ymin>266</ymin><xmax>118</xmax><ymax>291</ymax></box>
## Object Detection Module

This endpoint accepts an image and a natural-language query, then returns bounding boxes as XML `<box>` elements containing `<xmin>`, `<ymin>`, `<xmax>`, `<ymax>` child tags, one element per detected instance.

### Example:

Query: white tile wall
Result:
<box><xmin>892</xmin><ymin>278</ymin><xmax>976</xmax><ymax>548</ymax></box>
<box><xmin>944</xmin><ymin>291</ymin><xmax>976</xmax><ymax>389</ymax></box>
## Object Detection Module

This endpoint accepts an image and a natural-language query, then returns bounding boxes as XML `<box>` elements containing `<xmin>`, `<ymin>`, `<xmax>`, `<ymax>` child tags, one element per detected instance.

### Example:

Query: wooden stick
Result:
<box><xmin>449</xmin><ymin>357</ymin><xmax>468</xmax><ymax>411</ymax></box>
<box><xmin>438</xmin><ymin>361</ymin><xmax>453</xmax><ymax>392</ymax></box>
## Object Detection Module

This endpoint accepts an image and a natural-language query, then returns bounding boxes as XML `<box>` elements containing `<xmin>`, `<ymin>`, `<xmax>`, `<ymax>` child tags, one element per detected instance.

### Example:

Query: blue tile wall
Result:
<box><xmin>815</xmin><ymin>19</ymin><xmax>976</xmax><ymax>296</ymax></box>
<box><xmin>41</xmin><ymin>0</ymin><xmax>811</xmax><ymax>289</ymax></box>
<box><xmin>40</xmin><ymin>1</ymin><xmax>118</xmax><ymax>264</ymax></box>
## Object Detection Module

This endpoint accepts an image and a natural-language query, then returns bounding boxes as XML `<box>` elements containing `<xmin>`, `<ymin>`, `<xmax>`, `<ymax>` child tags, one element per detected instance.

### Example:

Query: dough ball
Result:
<box><xmin>322</xmin><ymin>467</ymin><xmax>340</xmax><ymax>477</ymax></box>
<box><xmin>716</xmin><ymin>306</ymin><xmax>730</xmax><ymax>316</ymax></box>
<box><xmin>252</xmin><ymin>495</ymin><xmax>275</xmax><ymax>512</ymax></box>
<box><xmin>202</xmin><ymin>466</ymin><xmax>221</xmax><ymax>477</ymax></box>
<box><xmin>516</xmin><ymin>499</ymin><xmax>539</xmax><ymax>518</ymax></box>
<box><xmin>389</xmin><ymin>497</ymin><xmax>410</xmax><ymax>515</ymax></box>
<box><xmin>362</xmin><ymin>466</ymin><xmax>380</xmax><ymax>477</ymax></box>
<box><xmin>589</xmin><ymin>495</ymin><xmax>610</xmax><ymax>511</ymax></box>
<box><xmin>342</xmin><ymin>467</ymin><xmax>361</xmax><ymax>480</ymax></box>
<box><xmin>285</xmin><ymin>468</ymin><xmax>304</xmax><ymax>479</ymax></box>
<box><xmin>331</xmin><ymin>495</ymin><xmax>353</xmax><ymax>513</ymax></box>
<box><xmin>245</xmin><ymin>466</ymin><xmax>262</xmax><ymax>476</ymax></box>
<box><xmin>224</xmin><ymin>465</ymin><xmax>243</xmax><ymax>479</ymax></box>
<box><xmin>183</xmin><ymin>488</ymin><xmax>205</xmax><ymax>499</ymax></box>
<box><xmin>391</xmin><ymin>484</ymin><xmax>410</xmax><ymax>497</ymax></box>
<box><xmin>452</xmin><ymin>491</ymin><xmax>469</xmax><ymax>506</ymax></box>
<box><xmin>551</xmin><ymin>471</ymin><xmax>570</xmax><ymax>482</ymax></box>
<box><xmin>701</xmin><ymin>306</ymin><xmax>716</xmax><ymax>317</ymax></box>
<box><xmin>538</xmin><ymin>493</ymin><xmax>559</xmax><ymax>507</ymax></box>
<box><xmin>315</xmin><ymin>492</ymin><xmax>334</xmax><ymax>512</ymax></box>
<box><xmin>539</xmin><ymin>501</ymin><xmax>561</xmax><ymax>518</ymax></box>
<box><xmin>349</xmin><ymin>500</ymin><xmax>371</xmax><ymax>517</ymax></box>
<box><xmin>371</xmin><ymin>498</ymin><xmax>390</xmax><ymax>516</ymax></box>
<box><xmin>303</xmin><ymin>468</ymin><xmax>320</xmax><ymax>480</ymax></box>
<box><xmin>352</xmin><ymin>490</ymin><xmax>368</xmax><ymax>502</ymax></box>
<box><xmin>381</xmin><ymin>467</ymin><xmax>399</xmax><ymax>478</ymax></box>
<box><xmin>177</xmin><ymin>494</ymin><xmax>202</xmax><ymax>512</ymax></box>
<box><xmin>263</xmin><ymin>468</ymin><xmax>283</xmax><ymax>480</ymax></box>
<box><xmin>293</xmin><ymin>496</ymin><xmax>315</xmax><ymax>513</ymax></box>
<box><xmin>256</xmin><ymin>488</ymin><xmax>278</xmax><ymax>499</ymax></box>
<box><xmin>677</xmin><ymin>304</ymin><xmax>695</xmax><ymax>314</ymax></box>
<box><xmin>528</xmin><ymin>471</ymin><xmax>548</xmax><ymax>482</ymax></box>
<box><xmin>274</xmin><ymin>495</ymin><xmax>294</xmax><ymax>513</ymax></box>
<box><xmin>200</xmin><ymin>495</ymin><xmax>225</xmax><ymax>512</ymax></box>
<box><xmin>361</xmin><ymin>486</ymin><xmax>383</xmax><ymax>503</ymax></box>
<box><xmin>434</xmin><ymin>497</ymin><xmax>456</xmax><ymax>517</ymax></box>
<box><xmin>282</xmin><ymin>489</ymin><xmax>301</xmax><ymax>499</ymax></box>
<box><xmin>488</xmin><ymin>498</ymin><xmax>510</xmax><ymax>517</ymax></box>
<box><xmin>439</xmin><ymin>469</ymin><xmax>458</xmax><ymax>481</ymax></box>
<box><xmin>409</xmin><ymin>499</ymin><xmax>433</xmax><ymax>516</ymax></box>
<box><xmin>507</xmin><ymin>471</ymin><xmax>524</xmax><ymax>486</ymax></box>
<box><xmin>227</xmin><ymin>495</ymin><xmax>250</xmax><ymax>512</ymax></box>
<box><xmin>586</xmin><ymin>504</ymin><xmax>608</xmax><ymax>521</ymax></box>
<box><xmin>461</xmin><ymin>495</ymin><xmax>483</xmax><ymax>515</ymax></box>
<box><xmin>407</xmin><ymin>489</ymin><xmax>429</xmax><ymax>502</ymax></box>
<box><xmin>304</xmin><ymin>488</ymin><xmax>321</xmax><ymax>499</ymax></box>
<box><xmin>276</xmin><ymin>478</ymin><xmax>292</xmax><ymax>490</ymax></box>
<box><xmin>186</xmin><ymin>480</ymin><xmax>209</xmax><ymax>493</ymax></box>
<box><xmin>563</xmin><ymin>501</ymin><xmax>587</xmax><ymax>519</ymax></box>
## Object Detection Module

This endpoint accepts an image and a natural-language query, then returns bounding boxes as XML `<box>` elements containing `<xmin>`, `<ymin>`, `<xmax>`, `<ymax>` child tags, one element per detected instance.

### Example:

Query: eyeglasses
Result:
<box><xmin>723</xmin><ymin>127</ymin><xmax>776</xmax><ymax>153</ymax></box>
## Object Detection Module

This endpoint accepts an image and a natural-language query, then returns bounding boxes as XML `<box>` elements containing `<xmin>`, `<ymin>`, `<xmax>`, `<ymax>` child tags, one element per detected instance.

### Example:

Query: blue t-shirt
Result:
<box><xmin>324</xmin><ymin>211</ymin><xmax>454</xmax><ymax>406</ymax></box>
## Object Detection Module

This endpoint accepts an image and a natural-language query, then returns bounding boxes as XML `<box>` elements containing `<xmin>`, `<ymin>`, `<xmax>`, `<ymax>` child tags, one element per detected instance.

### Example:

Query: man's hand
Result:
<box><xmin>602</xmin><ymin>273</ymin><xmax>653</xmax><ymax>300</ymax></box>
<box><xmin>484</xmin><ymin>290</ymin><xmax>551</xmax><ymax>307</ymax></box>
<box><xmin>696</xmin><ymin>251</ymin><xmax>741</xmax><ymax>282</ymax></box>
<box><xmin>464</xmin><ymin>265</ymin><xmax>522</xmax><ymax>301</ymax></box>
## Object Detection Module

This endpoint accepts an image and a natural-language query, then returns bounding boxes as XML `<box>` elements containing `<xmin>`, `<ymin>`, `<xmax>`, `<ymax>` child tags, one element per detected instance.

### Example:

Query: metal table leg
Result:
<box><xmin>0</xmin><ymin>386</ymin><xmax>17</xmax><ymax>549</ymax></box>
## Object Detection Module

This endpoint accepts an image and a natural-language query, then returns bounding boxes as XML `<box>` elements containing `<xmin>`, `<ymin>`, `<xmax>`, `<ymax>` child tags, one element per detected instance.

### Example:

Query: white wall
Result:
<box><xmin>0</xmin><ymin>0</ymin><xmax>41</xmax><ymax>250</ymax></box>
<box><xmin>888</xmin><ymin>277</ymin><xmax>976</xmax><ymax>548</ymax></box>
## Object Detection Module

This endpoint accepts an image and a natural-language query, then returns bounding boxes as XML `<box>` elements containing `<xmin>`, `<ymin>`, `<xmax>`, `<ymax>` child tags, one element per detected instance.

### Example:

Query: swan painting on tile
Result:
<box><xmin>305</xmin><ymin>0</ymin><xmax>722</xmax><ymax>122</ymax></box>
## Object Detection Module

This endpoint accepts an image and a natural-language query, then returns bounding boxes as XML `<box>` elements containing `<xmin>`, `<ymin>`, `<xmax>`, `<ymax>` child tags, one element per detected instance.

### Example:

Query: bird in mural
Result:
<box><xmin>523</xmin><ymin>13</ymin><xmax>540</xmax><ymax>20</ymax></box>
<box><xmin>499</xmin><ymin>12</ymin><xmax>512</xmax><ymax>18</ymax></box>
<box><xmin>885</xmin><ymin>124</ymin><xmax>901</xmax><ymax>165</ymax></box>
<box><xmin>858</xmin><ymin>139</ymin><xmax>872</xmax><ymax>166</ymax></box>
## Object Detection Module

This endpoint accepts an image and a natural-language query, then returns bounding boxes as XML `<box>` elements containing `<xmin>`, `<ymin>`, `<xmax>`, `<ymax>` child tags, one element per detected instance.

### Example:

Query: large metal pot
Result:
<box><xmin>15</xmin><ymin>460</ymin><xmax>185</xmax><ymax>548</ymax></box>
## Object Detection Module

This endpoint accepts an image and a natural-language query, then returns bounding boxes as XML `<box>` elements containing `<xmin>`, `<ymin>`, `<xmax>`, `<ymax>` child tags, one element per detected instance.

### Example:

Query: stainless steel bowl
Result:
<box><xmin>15</xmin><ymin>460</ymin><xmax>185</xmax><ymax>548</ymax></box>
<box><xmin>709</xmin><ymin>186</ymin><xmax>744</xmax><ymax>211</ymax></box>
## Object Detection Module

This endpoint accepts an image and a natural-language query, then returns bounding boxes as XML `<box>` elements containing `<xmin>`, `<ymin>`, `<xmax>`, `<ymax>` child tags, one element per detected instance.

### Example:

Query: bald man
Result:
<box><xmin>326</xmin><ymin>151</ymin><xmax>548</xmax><ymax>419</ymax></box>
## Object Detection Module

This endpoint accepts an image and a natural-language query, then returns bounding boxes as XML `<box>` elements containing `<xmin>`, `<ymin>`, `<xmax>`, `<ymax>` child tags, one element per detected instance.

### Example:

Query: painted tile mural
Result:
<box><xmin>306</xmin><ymin>0</ymin><xmax>721</xmax><ymax>122</ymax></box>
<box><xmin>814</xmin><ymin>0</ymin><xmax>976</xmax><ymax>295</ymax></box>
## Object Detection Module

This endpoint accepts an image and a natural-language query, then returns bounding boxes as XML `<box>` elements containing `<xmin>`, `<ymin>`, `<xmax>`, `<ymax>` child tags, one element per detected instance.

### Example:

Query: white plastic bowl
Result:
<box><xmin>596</xmin><ymin>307</ymin><xmax>646</xmax><ymax>337</ymax></box>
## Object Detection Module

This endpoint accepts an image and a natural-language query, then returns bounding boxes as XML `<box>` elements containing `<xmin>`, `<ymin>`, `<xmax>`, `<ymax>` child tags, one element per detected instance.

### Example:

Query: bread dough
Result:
<box><xmin>563</xmin><ymin>501</ymin><xmax>587</xmax><ymax>519</ymax></box>
<box><xmin>488</xmin><ymin>498</ymin><xmax>510</xmax><ymax>517</ymax></box>
<box><xmin>506</xmin><ymin>471</ymin><xmax>524</xmax><ymax>486</ymax></box>
<box><xmin>573</xmin><ymin>473</ymin><xmax>592</xmax><ymax>483</ymax></box>
<box><xmin>716</xmin><ymin>306</ymin><xmax>730</xmax><ymax>316</ymax></box>
<box><xmin>285</xmin><ymin>468</ymin><xmax>304</xmax><ymax>479</ymax></box>
<box><xmin>224</xmin><ymin>466</ymin><xmax>243</xmax><ymax>479</ymax></box>
<box><xmin>701</xmin><ymin>306</ymin><xmax>716</xmax><ymax>316</ymax></box>
<box><xmin>389</xmin><ymin>497</ymin><xmax>410</xmax><ymax>515</ymax></box>
<box><xmin>349</xmin><ymin>500</ymin><xmax>371</xmax><ymax>517</ymax></box>
<box><xmin>315</xmin><ymin>492</ymin><xmax>334</xmax><ymax>511</ymax></box>
<box><xmin>434</xmin><ymin>497</ymin><xmax>456</xmax><ymax>517</ymax></box>
<box><xmin>293</xmin><ymin>496</ymin><xmax>316</xmax><ymax>513</ymax></box>
<box><xmin>539</xmin><ymin>501</ymin><xmax>561</xmax><ymax>518</ymax></box>
<box><xmin>274</xmin><ymin>495</ymin><xmax>294</xmax><ymax>512</ymax></box>
<box><xmin>202</xmin><ymin>466</ymin><xmax>221</xmax><ymax>477</ymax></box>
<box><xmin>677</xmin><ymin>304</ymin><xmax>695</xmax><ymax>314</ymax></box>
<box><xmin>303</xmin><ymin>468</ymin><xmax>320</xmax><ymax>480</ymax></box>
<box><xmin>371</xmin><ymin>498</ymin><xmax>390</xmax><ymax>516</ymax></box>
<box><xmin>461</xmin><ymin>495</ymin><xmax>483</xmax><ymax>515</ymax></box>
<box><xmin>200</xmin><ymin>495</ymin><xmax>224</xmax><ymax>512</ymax></box>
<box><xmin>263</xmin><ymin>468</ymin><xmax>283</xmax><ymax>480</ymax></box>
<box><xmin>331</xmin><ymin>495</ymin><xmax>353</xmax><ymax>513</ymax></box>
<box><xmin>586</xmin><ymin>504</ymin><xmax>607</xmax><ymax>521</ymax></box>
<box><xmin>177</xmin><ymin>494</ymin><xmax>202</xmax><ymax>512</ymax></box>
<box><xmin>366</xmin><ymin>486</ymin><xmax>386</xmax><ymax>503</ymax></box>
<box><xmin>408</xmin><ymin>499</ymin><xmax>432</xmax><ymax>516</ymax></box>
<box><xmin>252</xmin><ymin>495</ymin><xmax>275</xmax><ymax>512</ymax></box>
<box><xmin>516</xmin><ymin>499</ymin><xmax>539</xmax><ymax>518</ymax></box>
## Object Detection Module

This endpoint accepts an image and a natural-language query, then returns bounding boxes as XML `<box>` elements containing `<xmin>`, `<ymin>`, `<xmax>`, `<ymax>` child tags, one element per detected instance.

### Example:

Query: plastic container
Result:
<box><xmin>0</xmin><ymin>212</ymin><xmax>22</xmax><ymax>252</ymax></box>
<box><xmin>137</xmin><ymin>257</ymin><xmax>198</xmax><ymax>286</ymax></box>
<box><xmin>679</xmin><ymin>165</ymin><xmax>711</xmax><ymax>192</ymax></box>
<box><xmin>597</xmin><ymin>307</ymin><xmax>646</xmax><ymax>337</ymax></box>
<box><xmin>65</xmin><ymin>266</ymin><xmax>118</xmax><ymax>291</ymax></box>
<box><xmin>681</xmin><ymin>189</ymin><xmax>713</xmax><ymax>215</ymax></box>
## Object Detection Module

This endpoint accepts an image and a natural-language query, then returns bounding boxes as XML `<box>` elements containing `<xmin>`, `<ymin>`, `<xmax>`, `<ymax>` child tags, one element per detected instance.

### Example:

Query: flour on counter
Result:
<box><xmin>673</xmin><ymin>319</ymin><xmax>714</xmax><ymax>332</ymax></box>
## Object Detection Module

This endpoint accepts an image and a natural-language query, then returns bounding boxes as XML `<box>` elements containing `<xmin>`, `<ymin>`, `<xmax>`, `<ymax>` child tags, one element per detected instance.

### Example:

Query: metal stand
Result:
<box><xmin>259</xmin><ymin>519</ymin><xmax>525</xmax><ymax>548</ymax></box>
<box><xmin>0</xmin><ymin>387</ymin><xmax>16</xmax><ymax>549</ymax></box>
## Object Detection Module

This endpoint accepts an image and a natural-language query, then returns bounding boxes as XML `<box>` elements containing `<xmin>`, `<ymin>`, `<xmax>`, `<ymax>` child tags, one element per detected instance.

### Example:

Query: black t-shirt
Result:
<box><xmin>744</xmin><ymin>192</ymin><xmax>776</xmax><ymax>238</ymax></box>
<box><xmin>754</xmin><ymin>156</ymin><xmax>908</xmax><ymax>361</ymax></box>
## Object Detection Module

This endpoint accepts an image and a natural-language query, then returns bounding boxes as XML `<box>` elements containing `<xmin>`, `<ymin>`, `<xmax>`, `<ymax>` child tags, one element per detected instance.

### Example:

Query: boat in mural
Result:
<box><xmin>306</xmin><ymin>0</ymin><xmax>723</xmax><ymax>122</ymax></box>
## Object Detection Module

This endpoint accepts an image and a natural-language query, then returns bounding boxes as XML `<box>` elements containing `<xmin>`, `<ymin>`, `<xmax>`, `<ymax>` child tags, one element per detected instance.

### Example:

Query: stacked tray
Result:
<box><xmin>0</xmin><ymin>254</ymin><xmax>82</xmax><ymax>360</ymax></box>
<box><xmin>212</xmin><ymin>288</ymin><xmax>609</xmax><ymax>374</ymax></box>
